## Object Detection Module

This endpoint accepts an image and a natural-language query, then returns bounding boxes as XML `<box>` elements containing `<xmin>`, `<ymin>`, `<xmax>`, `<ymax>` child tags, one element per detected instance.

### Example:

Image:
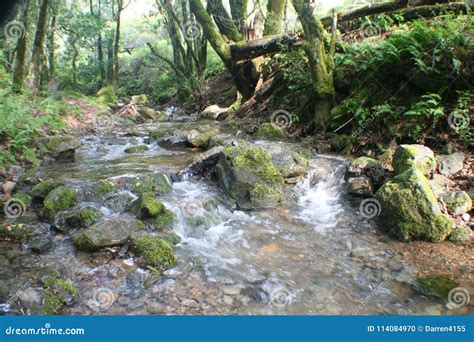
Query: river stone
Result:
<box><xmin>440</xmin><ymin>191</ymin><xmax>472</xmax><ymax>216</ymax></box>
<box><xmin>124</xmin><ymin>145</ymin><xmax>149</xmax><ymax>153</ymax></box>
<box><xmin>186</xmin><ymin>129</ymin><xmax>214</xmax><ymax>148</ymax></box>
<box><xmin>414</xmin><ymin>275</ymin><xmax>457</xmax><ymax>299</ymax></box>
<box><xmin>46</xmin><ymin>135</ymin><xmax>81</xmax><ymax>160</ymax></box>
<box><xmin>104</xmin><ymin>191</ymin><xmax>137</xmax><ymax>212</ymax></box>
<box><xmin>42</xmin><ymin>186</ymin><xmax>78</xmax><ymax>220</ymax></box>
<box><xmin>347</xmin><ymin>176</ymin><xmax>374</xmax><ymax>197</ymax></box>
<box><xmin>255</xmin><ymin>123</ymin><xmax>286</xmax><ymax>141</ymax></box>
<box><xmin>438</xmin><ymin>152</ymin><xmax>465</xmax><ymax>176</ymax></box>
<box><xmin>54</xmin><ymin>203</ymin><xmax>103</xmax><ymax>231</ymax></box>
<box><xmin>200</xmin><ymin>104</ymin><xmax>227</xmax><ymax>120</ymax></box>
<box><xmin>31</xmin><ymin>179</ymin><xmax>63</xmax><ymax>199</ymax></box>
<box><xmin>264</xmin><ymin>145</ymin><xmax>309</xmax><ymax>178</ymax></box>
<box><xmin>129</xmin><ymin>232</ymin><xmax>177</xmax><ymax>270</ymax></box>
<box><xmin>216</xmin><ymin>143</ymin><xmax>283</xmax><ymax>209</ymax></box>
<box><xmin>130</xmin><ymin>193</ymin><xmax>174</xmax><ymax>230</ymax></box>
<box><xmin>17</xmin><ymin>288</ymin><xmax>46</xmax><ymax>315</ymax></box>
<box><xmin>127</xmin><ymin>173</ymin><xmax>172</xmax><ymax>196</ymax></box>
<box><xmin>73</xmin><ymin>217</ymin><xmax>145</xmax><ymax>251</ymax></box>
<box><xmin>393</xmin><ymin>144</ymin><xmax>436</xmax><ymax>177</ymax></box>
<box><xmin>346</xmin><ymin>157</ymin><xmax>385</xmax><ymax>188</ymax></box>
<box><xmin>376</xmin><ymin>169</ymin><xmax>453</xmax><ymax>242</ymax></box>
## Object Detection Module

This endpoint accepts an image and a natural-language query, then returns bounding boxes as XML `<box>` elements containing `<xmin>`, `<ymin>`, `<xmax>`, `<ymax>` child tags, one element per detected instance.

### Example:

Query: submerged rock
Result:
<box><xmin>46</xmin><ymin>135</ymin><xmax>81</xmax><ymax>160</ymax></box>
<box><xmin>376</xmin><ymin>169</ymin><xmax>453</xmax><ymax>242</ymax></box>
<box><xmin>440</xmin><ymin>191</ymin><xmax>472</xmax><ymax>216</ymax></box>
<box><xmin>130</xmin><ymin>232</ymin><xmax>177</xmax><ymax>270</ymax></box>
<box><xmin>216</xmin><ymin>143</ymin><xmax>283</xmax><ymax>209</ymax></box>
<box><xmin>414</xmin><ymin>275</ymin><xmax>457</xmax><ymax>299</ymax></box>
<box><xmin>73</xmin><ymin>217</ymin><xmax>144</xmax><ymax>250</ymax></box>
<box><xmin>393</xmin><ymin>144</ymin><xmax>436</xmax><ymax>177</ymax></box>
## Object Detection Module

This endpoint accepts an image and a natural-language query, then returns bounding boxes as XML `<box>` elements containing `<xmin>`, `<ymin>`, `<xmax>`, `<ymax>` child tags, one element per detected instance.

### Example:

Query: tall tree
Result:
<box><xmin>12</xmin><ymin>0</ymin><xmax>31</xmax><ymax>92</ymax></box>
<box><xmin>264</xmin><ymin>0</ymin><xmax>287</xmax><ymax>35</ymax></box>
<box><xmin>29</xmin><ymin>0</ymin><xmax>50</xmax><ymax>91</ymax></box>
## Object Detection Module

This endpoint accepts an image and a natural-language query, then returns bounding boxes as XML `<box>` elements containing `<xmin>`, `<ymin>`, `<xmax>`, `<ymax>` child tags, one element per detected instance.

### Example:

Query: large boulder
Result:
<box><xmin>42</xmin><ymin>186</ymin><xmax>78</xmax><ymax>220</ymax></box>
<box><xmin>376</xmin><ymin>169</ymin><xmax>453</xmax><ymax>242</ymax></box>
<box><xmin>46</xmin><ymin>135</ymin><xmax>81</xmax><ymax>160</ymax></box>
<box><xmin>129</xmin><ymin>232</ymin><xmax>176</xmax><ymax>270</ymax></box>
<box><xmin>200</xmin><ymin>104</ymin><xmax>227</xmax><ymax>120</ymax></box>
<box><xmin>185</xmin><ymin>129</ymin><xmax>215</xmax><ymax>148</ymax></box>
<box><xmin>264</xmin><ymin>144</ymin><xmax>309</xmax><ymax>179</ymax></box>
<box><xmin>216</xmin><ymin>143</ymin><xmax>283</xmax><ymax>209</ymax></box>
<box><xmin>393</xmin><ymin>144</ymin><xmax>436</xmax><ymax>177</ymax></box>
<box><xmin>130</xmin><ymin>193</ymin><xmax>174</xmax><ymax>230</ymax></box>
<box><xmin>73</xmin><ymin>217</ymin><xmax>144</xmax><ymax>251</ymax></box>
<box><xmin>54</xmin><ymin>204</ymin><xmax>103</xmax><ymax>231</ymax></box>
<box><xmin>440</xmin><ymin>191</ymin><xmax>472</xmax><ymax>216</ymax></box>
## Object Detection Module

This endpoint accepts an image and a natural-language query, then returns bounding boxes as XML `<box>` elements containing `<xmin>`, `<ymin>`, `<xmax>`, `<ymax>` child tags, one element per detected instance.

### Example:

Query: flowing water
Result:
<box><xmin>0</xmin><ymin>114</ymin><xmax>466</xmax><ymax>315</ymax></box>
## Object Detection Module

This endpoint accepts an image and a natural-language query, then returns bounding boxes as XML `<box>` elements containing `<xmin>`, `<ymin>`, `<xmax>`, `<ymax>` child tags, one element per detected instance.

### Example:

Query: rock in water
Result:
<box><xmin>393</xmin><ymin>144</ymin><xmax>436</xmax><ymax>177</ymax></box>
<box><xmin>46</xmin><ymin>135</ymin><xmax>81</xmax><ymax>160</ymax></box>
<box><xmin>73</xmin><ymin>217</ymin><xmax>144</xmax><ymax>250</ymax></box>
<box><xmin>376</xmin><ymin>169</ymin><xmax>453</xmax><ymax>242</ymax></box>
<box><xmin>42</xmin><ymin>186</ymin><xmax>78</xmax><ymax>220</ymax></box>
<box><xmin>130</xmin><ymin>232</ymin><xmax>177</xmax><ymax>270</ymax></box>
<box><xmin>216</xmin><ymin>143</ymin><xmax>283</xmax><ymax>209</ymax></box>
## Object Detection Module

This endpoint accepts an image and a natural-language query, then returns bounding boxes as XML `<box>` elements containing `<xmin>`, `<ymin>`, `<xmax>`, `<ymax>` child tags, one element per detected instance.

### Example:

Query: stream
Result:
<box><xmin>0</xmin><ymin>112</ymin><xmax>464</xmax><ymax>315</ymax></box>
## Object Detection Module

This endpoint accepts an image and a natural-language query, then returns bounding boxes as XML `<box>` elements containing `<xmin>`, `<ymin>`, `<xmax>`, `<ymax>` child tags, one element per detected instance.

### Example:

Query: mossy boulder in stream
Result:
<box><xmin>130</xmin><ymin>173</ymin><xmax>172</xmax><ymax>196</ymax></box>
<box><xmin>130</xmin><ymin>193</ymin><xmax>174</xmax><ymax>230</ymax></box>
<box><xmin>393</xmin><ymin>144</ymin><xmax>436</xmax><ymax>177</ymax></box>
<box><xmin>265</xmin><ymin>144</ymin><xmax>309</xmax><ymax>179</ymax></box>
<box><xmin>130</xmin><ymin>232</ymin><xmax>176</xmax><ymax>270</ymax></box>
<box><xmin>0</xmin><ymin>223</ymin><xmax>33</xmax><ymax>241</ymax></box>
<box><xmin>42</xmin><ymin>186</ymin><xmax>78</xmax><ymax>220</ymax></box>
<box><xmin>46</xmin><ymin>135</ymin><xmax>81</xmax><ymax>160</ymax></box>
<box><xmin>31</xmin><ymin>179</ymin><xmax>62</xmax><ymax>199</ymax></box>
<box><xmin>216</xmin><ymin>143</ymin><xmax>284</xmax><ymax>209</ymax></box>
<box><xmin>124</xmin><ymin>145</ymin><xmax>149</xmax><ymax>153</ymax></box>
<box><xmin>414</xmin><ymin>275</ymin><xmax>457</xmax><ymax>299</ymax></box>
<box><xmin>42</xmin><ymin>276</ymin><xmax>79</xmax><ymax>315</ymax></box>
<box><xmin>186</xmin><ymin>129</ymin><xmax>214</xmax><ymax>148</ymax></box>
<box><xmin>55</xmin><ymin>204</ymin><xmax>103</xmax><ymax>231</ymax></box>
<box><xmin>376</xmin><ymin>169</ymin><xmax>453</xmax><ymax>242</ymax></box>
<box><xmin>73</xmin><ymin>217</ymin><xmax>144</xmax><ymax>251</ymax></box>
<box><xmin>255</xmin><ymin>123</ymin><xmax>286</xmax><ymax>141</ymax></box>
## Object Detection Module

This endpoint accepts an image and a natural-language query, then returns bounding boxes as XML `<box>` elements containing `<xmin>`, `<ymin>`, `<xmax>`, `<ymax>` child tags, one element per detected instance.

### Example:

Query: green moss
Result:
<box><xmin>0</xmin><ymin>223</ymin><xmax>33</xmax><ymax>241</ymax></box>
<box><xmin>92</xmin><ymin>180</ymin><xmax>116</xmax><ymax>197</ymax></box>
<box><xmin>64</xmin><ymin>207</ymin><xmax>101</xmax><ymax>229</ymax></box>
<box><xmin>133</xmin><ymin>174</ymin><xmax>172</xmax><ymax>196</ymax></box>
<box><xmin>97</xmin><ymin>85</ymin><xmax>117</xmax><ymax>105</ymax></box>
<box><xmin>250</xmin><ymin>184</ymin><xmax>282</xmax><ymax>208</ymax></box>
<box><xmin>149</xmin><ymin>208</ymin><xmax>174</xmax><ymax>230</ymax></box>
<box><xmin>12</xmin><ymin>192</ymin><xmax>32</xmax><ymax>207</ymax></box>
<box><xmin>130</xmin><ymin>236</ymin><xmax>176</xmax><ymax>270</ymax></box>
<box><xmin>393</xmin><ymin>145</ymin><xmax>436</xmax><ymax>176</ymax></box>
<box><xmin>31</xmin><ymin>179</ymin><xmax>62</xmax><ymax>199</ymax></box>
<box><xmin>131</xmin><ymin>94</ymin><xmax>149</xmax><ymax>105</ymax></box>
<box><xmin>255</xmin><ymin>123</ymin><xmax>286</xmax><ymax>141</ymax></box>
<box><xmin>130</xmin><ymin>193</ymin><xmax>174</xmax><ymax>230</ymax></box>
<box><xmin>441</xmin><ymin>191</ymin><xmax>472</xmax><ymax>216</ymax></box>
<box><xmin>448</xmin><ymin>227</ymin><xmax>471</xmax><ymax>244</ymax></box>
<box><xmin>72</xmin><ymin>233</ymin><xmax>94</xmax><ymax>250</ymax></box>
<box><xmin>415</xmin><ymin>275</ymin><xmax>457</xmax><ymax>299</ymax></box>
<box><xmin>376</xmin><ymin>169</ymin><xmax>453</xmax><ymax>242</ymax></box>
<box><xmin>125</xmin><ymin>145</ymin><xmax>149</xmax><ymax>153</ymax></box>
<box><xmin>42</xmin><ymin>186</ymin><xmax>77</xmax><ymax>219</ymax></box>
<box><xmin>42</xmin><ymin>276</ymin><xmax>79</xmax><ymax>315</ymax></box>
<box><xmin>232</xmin><ymin>145</ymin><xmax>284</xmax><ymax>186</ymax></box>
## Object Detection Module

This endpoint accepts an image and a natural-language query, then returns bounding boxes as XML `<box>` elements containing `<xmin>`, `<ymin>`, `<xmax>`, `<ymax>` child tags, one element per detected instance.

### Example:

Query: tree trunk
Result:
<box><xmin>71</xmin><ymin>39</ymin><xmax>78</xmax><ymax>88</ymax></box>
<box><xmin>207</xmin><ymin>0</ymin><xmax>242</xmax><ymax>41</ymax></box>
<box><xmin>29</xmin><ymin>0</ymin><xmax>50</xmax><ymax>91</ymax></box>
<box><xmin>107</xmin><ymin>32</ymin><xmax>114</xmax><ymax>83</ymax></box>
<box><xmin>113</xmin><ymin>0</ymin><xmax>122</xmax><ymax>85</ymax></box>
<box><xmin>190</xmin><ymin>0</ymin><xmax>257</xmax><ymax>101</ymax></box>
<box><xmin>47</xmin><ymin>10</ymin><xmax>57</xmax><ymax>81</ymax></box>
<box><xmin>12</xmin><ymin>0</ymin><xmax>31</xmax><ymax>92</ymax></box>
<box><xmin>264</xmin><ymin>0</ymin><xmax>287</xmax><ymax>36</ymax></box>
<box><xmin>229</xmin><ymin>0</ymin><xmax>248</xmax><ymax>34</ymax></box>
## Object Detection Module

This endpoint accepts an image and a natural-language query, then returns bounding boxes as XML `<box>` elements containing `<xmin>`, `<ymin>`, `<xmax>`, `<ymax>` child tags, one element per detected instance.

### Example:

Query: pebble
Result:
<box><xmin>462</xmin><ymin>213</ymin><xmax>470</xmax><ymax>222</ymax></box>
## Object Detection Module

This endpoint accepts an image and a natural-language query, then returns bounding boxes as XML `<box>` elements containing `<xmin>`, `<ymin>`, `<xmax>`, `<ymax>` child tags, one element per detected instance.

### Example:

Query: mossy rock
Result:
<box><xmin>130</xmin><ymin>233</ymin><xmax>177</xmax><ymax>270</ymax></box>
<box><xmin>131</xmin><ymin>173</ymin><xmax>172</xmax><ymax>196</ymax></box>
<box><xmin>0</xmin><ymin>223</ymin><xmax>33</xmax><ymax>241</ymax></box>
<box><xmin>124</xmin><ymin>145</ymin><xmax>149</xmax><ymax>153</ymax></box>
<box><xmin>216</xmin><ymin>143</ymin><xmax>283</xmax><ymax>209</ymax></box>
<box><xmin>97</xmin><ymin>86</ymin><xmax>118</xmax><ymax>105</ymax></box>
<box><xmin>46</xmin><ymin>135</ymin><xmax>81</xmax><ymax>159</ymax></box>
<box><xmin>148</xmin><ymin>128</ymin><xmax>175</xmax><ymax>141</ymax></box>
<box><xmin>58</xmin><ymin>205</ymin><xmax>102</xmax><ymax>231</ymax></box>
<box><xmin>42</xmin><ymin>276</ymin><xmax>79</xmax><ymax>315</ymax></box>
<box><xmin>139</xmin><ymin>107</ymin><xmax>159</xmax><ymax>121</ymax></box>
<box><xmin>415</xmin><ymin>275</ymin><xmax>457</xmax><ymax>299</ymax></box>
<box><xmin>393</xmin><ymin>144</ymin><xmax>436</xmax><ymax>177</ymax></box>
<box><xmin>440</xmin><ymin>191</ymin><xmax>472</xmax><ymax>216</ymax></box>
<box><xmin>89</xmin><ymin>179</ymin><xmax>116</xmax><ymax>199</ymax></box>
<box><xmin>31</xmin><ymin>179</ymin><xmax>62</xmax><ymax>199</ymax></box>
<box><xmin>42</xmin><ymin>186</ymin><xmax>78</xmax><ymax>220</ymax></box>
<box><xmin>131</xmin><ymin>94</ymin><xmax>149</xmax><ymax>106</ymax></box>
<box><xmin>255</xmin><ymin>123</ymin><xmax>286</xmax><ymax>141</ymax></box>
<box><xmin>448</xmin><ymin>226</ymin><xmax>471</xmax><ymax>244</ymax></box>
<box><xmin>130</xmin><ymin>193</ymin><xmax>174</xmax><ymax>230</ymax></box>
<box><xmin>73</xmin><ymin>217</ymin><xmax>144</xmax><ymax>251</ymax></box>
<box><xmin>186</xmin><ymin>129</ymin><xmax>214</xmax><ymax>148</ymax></box>
<box><xmin>347</xmin><ymin>156</ymin><xmax>385</xmax><ymax>189</ymax></box>
<box><xmin>11</xmin><ymin>192</ymin><xmax>32</xmax><ymax>207</ymax></box>
<box><xmin>376</xmin><ymin>169</ymin><xmax>453</xmax><ymax>242</ymax></box>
